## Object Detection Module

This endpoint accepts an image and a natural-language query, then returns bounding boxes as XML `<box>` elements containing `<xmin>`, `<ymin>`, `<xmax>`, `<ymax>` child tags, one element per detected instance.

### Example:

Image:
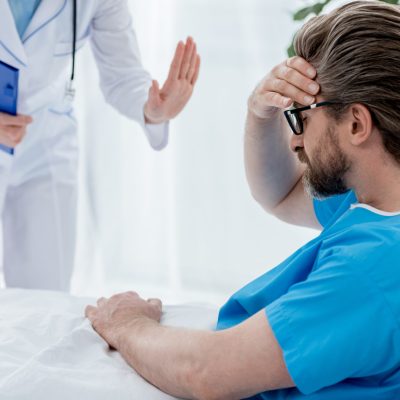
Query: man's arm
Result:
<box><xmin>85</xmin><ymin>293</ymin><xmax>294</xmax><ymax>400</ymax></box>
<box><xmin>245</xmin><ymin>57</ymin><xmax>322</xmax><ymax>229</ymax></box>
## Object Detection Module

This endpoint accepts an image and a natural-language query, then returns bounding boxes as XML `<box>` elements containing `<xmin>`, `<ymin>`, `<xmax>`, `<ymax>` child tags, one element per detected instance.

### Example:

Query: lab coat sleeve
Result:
<box><xmin>89</xmin><ymin>0</ymin><xmax>169</xmax><ymax>150</ymax></box>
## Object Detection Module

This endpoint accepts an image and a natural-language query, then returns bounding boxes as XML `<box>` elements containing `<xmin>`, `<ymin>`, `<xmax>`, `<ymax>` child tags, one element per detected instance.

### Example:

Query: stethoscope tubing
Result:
<box><xmin>70</xmin><ymin>0</ymin><xmax>77</xmax><ymax>84</ymax></box>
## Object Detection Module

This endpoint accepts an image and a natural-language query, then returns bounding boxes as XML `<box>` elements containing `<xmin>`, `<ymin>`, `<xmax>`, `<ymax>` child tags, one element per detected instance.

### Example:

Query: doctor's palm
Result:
<box><xmin>144</xmin><ymin>37</ymin><xmax>200</xmax><ymax>124</ymax></box>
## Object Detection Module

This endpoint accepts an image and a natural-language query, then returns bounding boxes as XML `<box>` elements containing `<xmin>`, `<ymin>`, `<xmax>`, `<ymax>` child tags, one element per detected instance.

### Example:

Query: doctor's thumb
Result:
<box><xmin>15</xmin><ymin>114</ymin><xmax>33</xmax><ymax>125</ymax></box>
<box><xmin>23</xmin><ymin>115</ymin><xmax>33</xmax><ymax>124</ymax></box>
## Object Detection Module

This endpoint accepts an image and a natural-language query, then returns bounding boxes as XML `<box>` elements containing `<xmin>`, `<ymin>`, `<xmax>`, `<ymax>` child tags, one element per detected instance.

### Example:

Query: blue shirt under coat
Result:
<box><xmin>8</xmin><ymin>0</ymin><xmax>42</xmax><ymax>38</ymax></box>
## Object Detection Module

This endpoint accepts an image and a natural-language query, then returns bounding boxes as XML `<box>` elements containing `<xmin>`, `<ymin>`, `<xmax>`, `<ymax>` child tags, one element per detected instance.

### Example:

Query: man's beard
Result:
<box><xmin>297</xmin><ymin>126</ymin><xmax>351</xmax><ymax>200</ymax></box>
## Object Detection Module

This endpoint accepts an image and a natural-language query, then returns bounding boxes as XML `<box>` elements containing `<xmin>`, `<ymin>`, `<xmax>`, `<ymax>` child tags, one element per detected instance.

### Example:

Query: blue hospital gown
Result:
<box><xmin>217</xmin><ymin>190</ymin><xmax>400</xmax><ymax>399</ymax></box>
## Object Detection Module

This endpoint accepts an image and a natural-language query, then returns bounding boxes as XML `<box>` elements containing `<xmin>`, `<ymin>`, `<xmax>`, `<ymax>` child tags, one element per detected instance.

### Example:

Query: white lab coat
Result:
<box><xmin>0</xmin><ymin>0</ymin><xmax>169</xmax><ymax>291</ymax></box>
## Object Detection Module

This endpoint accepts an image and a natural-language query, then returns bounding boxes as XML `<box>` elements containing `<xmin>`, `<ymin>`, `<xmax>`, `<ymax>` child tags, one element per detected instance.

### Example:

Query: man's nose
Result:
<box><xmin>290</xmin><ymin>133</ymin><xmax>304</xmax><ymax>153</ymax></box>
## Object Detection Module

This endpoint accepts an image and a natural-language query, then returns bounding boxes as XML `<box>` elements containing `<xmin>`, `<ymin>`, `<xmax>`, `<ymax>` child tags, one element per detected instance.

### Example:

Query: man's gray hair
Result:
<box><xmin>295</xmin><ymin>0</ymin><xmax>400</xmax><ymax>162</ymax></box>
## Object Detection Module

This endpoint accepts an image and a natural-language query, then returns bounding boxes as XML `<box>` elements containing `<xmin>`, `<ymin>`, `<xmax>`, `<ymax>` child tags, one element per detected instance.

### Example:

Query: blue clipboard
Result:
<box><xmin>0</xmin><ymin>60</ymin><xmax>19</xmax><ymax>156</ymax></box>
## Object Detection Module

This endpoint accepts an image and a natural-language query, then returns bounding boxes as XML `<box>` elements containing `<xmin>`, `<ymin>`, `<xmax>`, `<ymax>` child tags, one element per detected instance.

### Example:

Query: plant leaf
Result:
<box><xmin>293</xmin><ymin>6</ymin><xmax>316</xmax><ymax>21</ymax></box>
<box><xmin>287</xmin><ymin>42</ymin><xmax>296</xmax><ymax>58</ymax></box>
<box><xmin>312</xmin><ymin>3</ymin><xmax>325</xmax><ymax>15</ymax></box>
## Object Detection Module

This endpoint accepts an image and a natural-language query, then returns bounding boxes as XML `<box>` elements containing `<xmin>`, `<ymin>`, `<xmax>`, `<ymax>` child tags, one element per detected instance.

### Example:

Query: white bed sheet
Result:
<box><xmin>0</xmin><ymin>289</ymin><xmax>218</xmax><ymax>400</ymax></box>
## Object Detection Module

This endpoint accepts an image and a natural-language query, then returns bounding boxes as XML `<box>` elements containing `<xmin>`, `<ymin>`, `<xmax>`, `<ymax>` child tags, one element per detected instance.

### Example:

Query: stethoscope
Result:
<box><xmin>64</xmin><ymin>0</ymin><xmax>77</xmax><ymax>102</ymax></box>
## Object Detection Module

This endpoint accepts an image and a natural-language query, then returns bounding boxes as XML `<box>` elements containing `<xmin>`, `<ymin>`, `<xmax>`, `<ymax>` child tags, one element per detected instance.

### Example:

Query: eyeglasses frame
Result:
<box><xmin>283</xmin><ymin>101</ymin><xmax>341</xmax><ymax>135</ymax></box>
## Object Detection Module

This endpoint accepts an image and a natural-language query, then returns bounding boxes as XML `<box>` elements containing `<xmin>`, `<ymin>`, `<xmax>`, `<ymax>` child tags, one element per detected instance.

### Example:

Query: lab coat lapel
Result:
<box><xmin>0</xmin><ymin>1</ymin><xmax>28</xmax><ymax>68</ymax></box>
<box><xmin>23</xmin><ymin>0</ymin><xmax>67</xmax><ymax>44</ymax></box>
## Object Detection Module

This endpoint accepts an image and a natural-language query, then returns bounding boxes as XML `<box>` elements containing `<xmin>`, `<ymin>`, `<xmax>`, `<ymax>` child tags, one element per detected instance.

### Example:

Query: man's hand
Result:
<box><xmin>248</xmin><ymin>56</ymin><xmax>320</xmax><ymax>120</ymax></box>
<box><xmin>0</xmin><ymin>113</ymin><xmax>33</xmax><ymax>147</ymax></box>
<box><xmin>144</xmin><ymin>37</ymin><xmax>200</xmax><ymax>124</ymax></box>
<box><xmin>85</xmin><ymin>294</ymin><xmax>293</xmax><ymax>399</ymax></box>
<box><xmin>85</xmin><ymin>291</ymin><xmax>162</xmax><ymax>349</ymax></box>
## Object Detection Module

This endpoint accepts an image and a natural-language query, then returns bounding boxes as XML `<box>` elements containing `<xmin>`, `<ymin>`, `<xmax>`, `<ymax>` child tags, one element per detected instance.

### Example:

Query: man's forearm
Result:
<box><xmin>114</xmin><ymin>318</ymin><xmax>213</xmax><ymax>399</ymax></box>
<box><xmin>244</xmin><ymin>109</ymin><xmax>304</xmax><ymax>211</ymax></box>
<box><xmin>86</xmin><ymin>294</ymin><xmax>294</xmax><ymax>400</ymax></box>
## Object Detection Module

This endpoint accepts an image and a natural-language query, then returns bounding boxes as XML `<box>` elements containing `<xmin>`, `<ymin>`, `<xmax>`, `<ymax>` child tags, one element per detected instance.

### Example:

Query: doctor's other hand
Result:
<box><xmin>144</xmin><ymin>36</ymin><xmax>200</xmax><ymax>124</ymax></box>
<box><xmin>247</xmin><ymin>56</ymin><xmax>320</xmax><ymax>120</ymax></box>
<box><xmin>0</xmin><ymin>113</ymin><xmax>33</xmax><ymax>147</ymax></box>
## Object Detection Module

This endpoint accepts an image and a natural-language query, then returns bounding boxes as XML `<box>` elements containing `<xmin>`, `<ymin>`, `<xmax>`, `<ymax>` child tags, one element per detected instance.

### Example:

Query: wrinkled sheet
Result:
<box><xmin>0</xmin><ymin>289</ymin><xmax>218</xmax><ymax>399</ymax></box>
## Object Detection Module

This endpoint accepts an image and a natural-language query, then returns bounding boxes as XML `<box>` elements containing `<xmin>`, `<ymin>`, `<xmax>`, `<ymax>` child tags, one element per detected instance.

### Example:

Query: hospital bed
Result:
<box><xmin>0</xmin><ymin>289</ymin><xmax>218</xmax><ymax>399</ymax></box>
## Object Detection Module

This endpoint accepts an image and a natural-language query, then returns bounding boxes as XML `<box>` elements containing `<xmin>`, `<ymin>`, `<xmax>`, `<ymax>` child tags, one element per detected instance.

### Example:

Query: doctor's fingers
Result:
<box><xmin>187</xmin><ymin>46</ymin><xmax>200</xmax><ymax>84</ymax></box>
<box><xmin>0</xmin><ymin>136</ymin><xmax>17</xmax><ymax>148</ymax></box>
<box><xmin>0</xmin><ymin>126</ymin><xmax>26</xmax><ymax>145</ymax></box>
<box><xmin>167</xmin><ymin>41</ymin><xmax>185</xmax><ymax>82</ymax></box>
<box><xmin>179</xmin><ymin>37</ymin><xmax>196</xmax><ymax>80</ymax></box>
<box><xmin>190</xmin><ymin>55</ymin><xmax>201</xmax><ymax>86</ymax></box>
<box><xmin>0</xmin><ymin>113</ymin><xmax>32</xmax><ymax>127</ymax></box>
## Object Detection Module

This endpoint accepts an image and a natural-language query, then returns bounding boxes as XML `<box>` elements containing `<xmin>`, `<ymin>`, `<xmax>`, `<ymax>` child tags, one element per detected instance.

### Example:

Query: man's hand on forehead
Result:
<box><xmin>272</xmin><ymin>56</ymin><xmax>320</xmax><ymax>106</ymax></box>
<box><xmin>247</xmin><ymin>56</ymin><xmax>320</xmax><ymax>120</ymax></box>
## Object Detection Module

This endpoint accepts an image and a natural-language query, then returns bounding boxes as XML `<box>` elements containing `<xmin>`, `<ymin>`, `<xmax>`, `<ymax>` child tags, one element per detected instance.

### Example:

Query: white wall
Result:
<box><xmin>71</xmin><ymin>0</ymin><xmax>321</xmax><ymax>305</ymax></box>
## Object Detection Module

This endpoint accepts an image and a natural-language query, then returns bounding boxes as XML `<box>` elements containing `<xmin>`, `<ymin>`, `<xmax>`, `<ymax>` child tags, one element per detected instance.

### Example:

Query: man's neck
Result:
<box><xmin>350</xmin><ymin>155</ymin><xmax>400</xmax><ymax>212</ymax></box>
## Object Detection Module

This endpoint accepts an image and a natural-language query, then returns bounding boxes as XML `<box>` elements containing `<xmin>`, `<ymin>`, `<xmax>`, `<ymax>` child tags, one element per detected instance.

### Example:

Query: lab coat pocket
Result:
<box><xmin>0</xmin><ymin>148</ymin><xmax>14</xmax><ymax>168</ymax></box>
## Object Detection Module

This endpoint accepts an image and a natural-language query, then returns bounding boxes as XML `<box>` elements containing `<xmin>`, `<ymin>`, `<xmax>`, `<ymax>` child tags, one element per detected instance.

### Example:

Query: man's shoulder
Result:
<box><xmin>317</xmin><ymin>220</ymin><xmax>400</xmax><ymax>273</ymax></box>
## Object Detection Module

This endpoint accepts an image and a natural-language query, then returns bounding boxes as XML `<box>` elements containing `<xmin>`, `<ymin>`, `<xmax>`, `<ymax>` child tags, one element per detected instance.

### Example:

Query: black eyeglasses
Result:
<box><xmin>284</xmin><ymin>101</ymin><xmax>340</xmax><ymax>135</ymax></box>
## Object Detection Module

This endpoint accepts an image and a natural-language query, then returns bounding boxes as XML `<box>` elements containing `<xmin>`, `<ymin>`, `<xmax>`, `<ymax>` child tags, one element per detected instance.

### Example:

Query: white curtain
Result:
<box><xmin>72</xmin><ymin>0</ymin><xmax>319</xmax><ymax>305</ymax></box>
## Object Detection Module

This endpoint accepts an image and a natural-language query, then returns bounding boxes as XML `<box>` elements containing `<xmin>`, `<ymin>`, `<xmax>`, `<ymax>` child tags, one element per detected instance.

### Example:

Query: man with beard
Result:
<box><xmin>85</xmin><ymin>1</ymin><xmax>400</xmax><ymax>399</ymax></box>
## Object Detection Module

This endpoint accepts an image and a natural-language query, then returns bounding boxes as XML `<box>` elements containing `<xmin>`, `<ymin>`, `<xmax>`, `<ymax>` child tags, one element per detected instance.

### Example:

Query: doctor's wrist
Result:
<box><xmin>143</xmin><ymin>102</ymin><xmax>168</xmax><ymax>125</ymax></box>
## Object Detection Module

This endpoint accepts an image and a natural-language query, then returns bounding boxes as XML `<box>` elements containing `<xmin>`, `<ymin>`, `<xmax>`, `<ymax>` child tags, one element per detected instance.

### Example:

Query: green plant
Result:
<box><xmin>287</xmin><ymin>0</ymin><xmax>400</xmax><ymax>56</ymax></box>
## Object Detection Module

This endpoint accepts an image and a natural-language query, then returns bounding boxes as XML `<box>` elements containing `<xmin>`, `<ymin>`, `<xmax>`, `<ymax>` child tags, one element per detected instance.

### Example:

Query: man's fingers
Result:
<box><xmin>0</xmin><ymin>113</ymin><xmax>32</xmax><ymax>127</ymax></box>
<box><xmin>179</xmin><ymin>37</ymin><xmax>194</xmax><ymax>80</ymax></box>
<box><xmin>191</xmin><ymin>55</ymin><xmax>201</xmax><ymax>86</ymax></box>
<box><xmin>274</xmin><ymin>65</ymin><xmax>319</xmax><ymax>98</ymax></box>
<box><xmin>147</xmin><ymin>298</ymin><xmax>162</xmax><ymax>309</ymax></box>
<box><xmin>265</xmin><ymin>78</ymin><xmax>315</xmax><ymax>106</ymax></box>
<box><xmin>262</xmin><ymin>92</ymin><xmax>294</xmax><ymax>109</ymax></box>
<box><xmin>286</xmin><ymin>56</ymin><xmax>317</xmax><ymax>79</ymax></box>
<box><xmin>97</xmin><ymin>297</ymin><xmax>107</xmax><ymax>307</ymax></box>
<box><xmin>111</xmin><ymin>291</ymin><xmax>140</xmax><ymax>301</ymax></box>
<box><xmin>167</xmin><ymin>41</ymin><xmax>185</xmax><ymax>82</ymax></box>
<box><xmin>85</xmin><ymin>305</ymin><xmax>97</xmax><ymax>320</ymax></box>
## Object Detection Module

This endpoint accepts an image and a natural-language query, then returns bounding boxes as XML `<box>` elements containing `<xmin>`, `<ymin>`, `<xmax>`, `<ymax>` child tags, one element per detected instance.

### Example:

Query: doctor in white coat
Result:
<box><xmin>0</xmin><ymin>0</ymin><xmax>200</xmax><ymax>291</ymax></box>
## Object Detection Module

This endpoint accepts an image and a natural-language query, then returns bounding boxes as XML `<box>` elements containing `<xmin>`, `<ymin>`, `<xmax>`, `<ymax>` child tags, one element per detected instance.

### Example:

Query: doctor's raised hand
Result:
<box><xmin>0</xmin><ymin>113</ymin><xmax>32</xmax><ymax>147</ymax></box>
<box><xmin>144</xmin><ymin>37</ymin><xmax>200</xmax><ymax>124</ymax></box>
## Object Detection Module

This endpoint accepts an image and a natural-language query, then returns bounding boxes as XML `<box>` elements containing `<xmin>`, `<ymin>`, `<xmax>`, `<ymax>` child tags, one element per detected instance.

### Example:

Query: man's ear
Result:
<box><xmin>346</xmin><ymin>103</ymin><xmax>373</xmax><ymax>146</ymax></box>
